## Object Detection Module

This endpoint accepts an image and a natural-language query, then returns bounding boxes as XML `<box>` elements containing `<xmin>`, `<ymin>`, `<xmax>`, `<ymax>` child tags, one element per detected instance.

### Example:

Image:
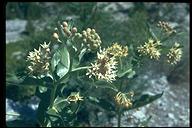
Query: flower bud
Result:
<box><xmin>71</xmin><ymin>27</ymin><xmax>77</xmax><ymax>33</ymax></box>
<box><xmin>63</xmin><ymin>21</ymin><xmax>68</xmax><ymax>27</ymax></box>
<box><xmin>91</xmin><ymin>29</ymin><xmax>96</xmax><ymax>33</ymax></box>
<box><xmin>53</xmin><ymin>32</ymin><xmax>59</xmax><ymax>39</ymax></box>
<box><xmin>87</xmin><ymin>28</ymin><xmax>91</xmax><ymax>33</ymax></box>
<box><xmin>63</xmin><ymin>27</ymin><xmax>71</xmax><ymax>36</ymax></box>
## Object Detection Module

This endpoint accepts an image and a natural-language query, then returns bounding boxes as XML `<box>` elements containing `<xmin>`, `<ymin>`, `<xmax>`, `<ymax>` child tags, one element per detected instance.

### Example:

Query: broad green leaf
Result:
<box><xmin>53</xmin><ymin>96</ymin><xmax>68</xmax><ymax>112</ymax></box>
<box><xmin>46</xmin><ymin>108</ymin><xmax>60</xmax><ymax>122</ymax></box>
<box><xmin>47</xmin><ymin>108</ymin><xmax>59</xmax><ymax>117</ymax></box>
<box><xmin>56</xmin><ymin>62</ymin><xmax>69</xmax><ymax>79</ymax></box>
<box><xmin>127</xmin><ymin>92</ymin><xmax>163</xmax><ymax>110</ymax></box>
<box><xmin>60</xmin><ymin>47</ymin><xmax>70</xmax><ymax>68</ymax></box>
<box><xmin>51</xmin><ymin>51</ymin><xmax>61</xmax><ymax>72</ymax></box>
<box><xmin>54</xmin><ymin>46</ymin><xmax>70</xmax><ymax>79</ymax></box>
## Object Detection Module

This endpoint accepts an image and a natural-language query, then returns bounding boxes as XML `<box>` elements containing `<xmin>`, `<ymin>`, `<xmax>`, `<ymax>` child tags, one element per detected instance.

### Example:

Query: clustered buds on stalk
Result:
<box><xmin>66</xmin><ymin>92</ymin><xmax>84</xmax><ymax>103</ymax></box>
<box><xmin>167</xmin><ymin>42</ymin><xmax>182</xmax><ymax>65</ymax></box>
<box><xmin>157</xmin><ymin>21</ymin><xmax>176</xmax><ymax>34</ymax></box>
<box><xmin>137</xmin><ymin>39</ymin><xmax>162</xmax><ymax>60</ymax></box>
<box><xmin>27</xmin><ymin>42</ymin><xmax>51</xmax><ymax>75</ymax></box>
<box><xmin>114</xmin><ymin>91</ymin><xmax>134</xmax><ymax>108</ymax></box>
<box><xmin>61</xmin><ymin>21</ymin><xmax>78</xmax><ymax>37</ymax></box>
<box><xmin>74</xmin><ymin>28</ymin><xmax>102</xmax><ymax>51</ymax></box>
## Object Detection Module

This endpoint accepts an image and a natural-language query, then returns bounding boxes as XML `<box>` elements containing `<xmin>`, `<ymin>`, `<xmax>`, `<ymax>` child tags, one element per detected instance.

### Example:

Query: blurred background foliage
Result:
<box><xmin>6</xmin><ymin>2</ymin><xmax>189</xmax><ymax>127</ymax></box>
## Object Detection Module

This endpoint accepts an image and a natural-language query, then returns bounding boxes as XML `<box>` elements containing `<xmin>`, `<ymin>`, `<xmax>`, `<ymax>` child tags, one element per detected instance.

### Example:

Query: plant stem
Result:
<box><xmin>117</xmin><ymin>106</ymin><xmax>121</xmax><ymax>127</ymax></box>
<box><xmin>71</xmin><ymin>66</ymin><xmax>91</xmax><ymax>72</ymax></box>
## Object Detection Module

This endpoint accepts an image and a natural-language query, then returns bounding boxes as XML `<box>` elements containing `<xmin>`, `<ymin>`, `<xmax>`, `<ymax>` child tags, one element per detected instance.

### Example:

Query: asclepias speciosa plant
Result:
<box><xmin>6</xmin><ymin>19</ymin><xmax>183</xmax><ymax>127</ymax></box>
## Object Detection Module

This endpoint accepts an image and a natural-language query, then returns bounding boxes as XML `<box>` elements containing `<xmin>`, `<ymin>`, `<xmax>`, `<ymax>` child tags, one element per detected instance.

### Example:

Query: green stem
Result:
<box><xmin>117</xmin><ymin>106</ymin><xmax>121</xmax><ymax>127</ymax></box>
<box><xmin>119</xmin><ymin>57</ymin><xmax>123</xmax><ymax>70</ymax></box>
<box><xmin>71</xmin><ymin>66</ymin><xmax>91</xmax><ymax>72</ymax></box>
<box><xmin>6</xmin><ymin>112</ymin><xmax>20</xmax><ymax>116</ymax></box>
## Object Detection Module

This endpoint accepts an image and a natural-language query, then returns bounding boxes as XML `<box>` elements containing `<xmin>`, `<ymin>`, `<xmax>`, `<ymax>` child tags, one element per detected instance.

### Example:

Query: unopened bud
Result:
<box><xmin>53</xmin><ymin>33</ymin><xmax>59</xmax><ymax>39</ymax></box>
<box><xmin>63</xmin><ymin>21</ymin><xmax>68</xmax><ymax>27</ymax></box>
<box><xmin>83</xmin><ymin>39</ymin><xmax>87</xmax><ymax>43</ymax></box>
<box><xmin>63</xmin><ymin>27</ymin><xmax>71</xmax><ymax>36</ymax></box>
<box><xmin>91</xmin><ymin>29</ymin><xmax>95</xmax><ymax>33</ymax></box>
<box><xmin>87</xmin><ymin>28</ymin><xmax>91</xmax><ymax>33</ymax></box>
<box><xmin>71</xmin><ymin>27</ymin><xmax>77</xmax><ymax>33</ymax></box>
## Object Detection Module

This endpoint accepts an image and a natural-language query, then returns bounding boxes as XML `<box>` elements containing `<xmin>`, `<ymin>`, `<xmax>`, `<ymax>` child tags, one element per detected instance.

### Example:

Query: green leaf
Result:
<box><xmin>129</xmin><ymin>92</ymin><xmax>163</xmax><ymax>110</ymax></box>
<box><xmin>54</xmin><ymin>47</ymin><xmax>70</xmax><ymax>79</ymax></box>
<box><xmin>56</xmin><ymin>62</ymin><xmax>69</xmax><ymax>79</ymax></box>
<box><xmin>53</xmin><ymin>96</ymin><xmax>68</xmax><ymax>112</ymax></box>
<box><xmin>60</xmin><ymin>47</ymin><xmax>70</xmax><ymax>68</ymax></box>
<box><xmin>51</xmin><ymin>51</ymin><xmax>61</xmax><ymax>72</ymax></box>
<box><xmin>47</xmin><ymin>108</ymin><xmax>59</xmax><ymax>117</ymax></box>
<box><xmin>117</xmin><ymin>68</ymin><xmax>132</xmax><ymax>78</ymax></box>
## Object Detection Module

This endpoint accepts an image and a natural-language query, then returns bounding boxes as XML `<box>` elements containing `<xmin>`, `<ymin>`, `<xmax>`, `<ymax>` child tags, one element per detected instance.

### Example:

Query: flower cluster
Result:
<box><xmin>106</xmin><ymin>43</ymin><xmax>128</xmax><ymax>58</ymax></box>
<box><xmin>137</xmin><ymin>38</ymin><xmax>161</xmax><ymax>60</ymax></box>
<box><xmin>66</xmin><ymin>92</ymin><xmax>83</xmax><ymax>103</ymax></box>
<box><xmin>62</xmin><ymin>21</ymin><xmax>77</xmax><ymax>37</ymax></box>
<box><xmin>157</xmin><ymin>21</ymin><xmax>176</xmax><ymax>34</ymax></box>
<box><xmin>114</xmin><ymin>91</ymin><xmax>134</xmax><ymax>108</ymax></box>
<box><xmin>167</xmin><ymin>42</ymin><xmax>182</xmax><ymax>65</ymax></box>
<box><xmin>74</xmin><ymin>28</ymin><xmax>102</xmax><ymax>51</ymax></box>
<box><xmin>27</xmin><ymin>42</ymin><xmax>51</xmax><ymax>75</ymax></box>
<box><xmin>53</xmin><ymin>21</ymin><xmax>77</xmax><ymax>42</ymax></box>
<box><xmin>86</xmin><ymin>49</ymin><xmax>118</xmax><ymax>83</ymax></box>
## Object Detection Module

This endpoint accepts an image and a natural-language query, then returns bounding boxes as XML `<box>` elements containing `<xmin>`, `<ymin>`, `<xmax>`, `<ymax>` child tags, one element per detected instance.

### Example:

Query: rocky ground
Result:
<box><xmin>90</xmin><ymin>73</ymin><xmax>189</xmax><ymax>127</ymax></box>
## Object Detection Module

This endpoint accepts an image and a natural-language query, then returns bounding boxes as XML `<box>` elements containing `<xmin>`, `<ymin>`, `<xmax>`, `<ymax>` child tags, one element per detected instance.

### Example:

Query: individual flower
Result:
<box><xmin>27</xmin><ymin>42</ymin><xmax>51</xmax><ymax>75</ymax></box>
<box><xmin>167</xmin><ymin>42</ymin><xmax>182</xmax><ymax>65</ymax></box>
<box><xmin>86</xmin><ymin>49</ymin><xmax>118</xmax><ymax>83</ymax></box>
<box><xmin>137</xmin><ymin>38</ymin><xmax>161</xmax><ymax>60</ymax></box>
<box><xmin>106</xmin><ymin>43</ymin><xmax>128</xmax><ymax>57</ymax></box>
<box><xmin>66</xmin><ymin>92</ymin><xmax>84</xmax><ymax>103</ymax></box>
<box><xmin>157</xmin><ymin>21</ymin><xmax>176</xmax><ymax>34</ymax></box>
<box><xmin>114</xmin><ymin>91</ymin><xmax>134</xmax><ymax>108</ymax></box>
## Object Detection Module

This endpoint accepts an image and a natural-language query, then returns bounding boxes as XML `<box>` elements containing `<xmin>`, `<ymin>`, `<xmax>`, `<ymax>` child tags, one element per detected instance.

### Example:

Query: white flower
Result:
<box><xmin>26</xmin><ymin>42</ymin><xmax>51</xmax><ymax>75</ymax></box>
<box><xmin>167</xmin><ymin>42</ymin><xmax>182</xmax><ymax>65</ymax></box>
<box><xmin>86</xmin><ymin>49</ymin><xmax>118</xmax><ymax>83</ymax></box>
<box><xmin>137</xmin><ymin>38</ymin><xmax>161</xmax><ymax>60</ymax></box>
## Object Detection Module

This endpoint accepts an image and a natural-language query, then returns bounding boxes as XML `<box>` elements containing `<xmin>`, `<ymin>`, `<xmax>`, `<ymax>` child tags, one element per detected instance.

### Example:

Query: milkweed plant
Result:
<box><xmin>7</xmin><ymin>20</ymin><xmax>182</xmax><ymax>127</ymax></box>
